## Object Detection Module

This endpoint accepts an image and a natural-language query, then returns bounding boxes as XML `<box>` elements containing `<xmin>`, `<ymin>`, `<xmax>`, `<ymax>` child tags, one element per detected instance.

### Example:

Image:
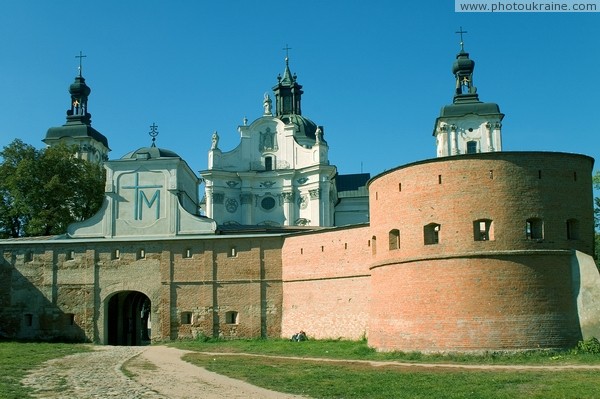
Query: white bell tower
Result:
<box><xmin>433</xmin><ymin>29</ymin><xmax>504</xmax><ymax>157</ymax></box>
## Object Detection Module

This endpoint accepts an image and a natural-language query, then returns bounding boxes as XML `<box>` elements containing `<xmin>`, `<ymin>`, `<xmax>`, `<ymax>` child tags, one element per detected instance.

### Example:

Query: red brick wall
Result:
<box><xmin>367</xmin><ymin>152</ymin><xmax>594</xmax><ymax>351</ymax></box>
<box><xmin>369</xmin><ymin>254</ymin><xmax>581</xmax><ymax>351</ymax></box>
<box><xmin>281</xmin><ymin>225</ymin><xmax>371</xmax><ymax>340</ymax></box>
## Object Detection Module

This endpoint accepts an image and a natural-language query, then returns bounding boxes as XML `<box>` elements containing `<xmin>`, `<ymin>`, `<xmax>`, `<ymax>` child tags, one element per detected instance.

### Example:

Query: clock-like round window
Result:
<box><xmin>261</xmin><ymin>196</ymin><xmax>276</xmax><ymax>210</ymax></box>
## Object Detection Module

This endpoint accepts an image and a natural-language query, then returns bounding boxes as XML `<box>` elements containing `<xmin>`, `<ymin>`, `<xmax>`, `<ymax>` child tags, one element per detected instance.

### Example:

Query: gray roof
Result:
<box><xmin>336</xmin><ymin>173</ymin><xmax>370</xmax><ymax>192</ymax></box>
<box><xmin>121</xmin><ymin>146</ymin><xmax>181</xmax><ymax>160</ymax></box>
<box><xmin>45</xmin><ymin>122</ymin><xmax>109</xmax><ymax>149</ymax></box>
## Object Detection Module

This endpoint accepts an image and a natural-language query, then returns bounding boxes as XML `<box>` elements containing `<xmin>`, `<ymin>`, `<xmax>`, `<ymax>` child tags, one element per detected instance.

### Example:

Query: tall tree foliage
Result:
<box><xmin>0</xmin><ymin>139</ymin><xmax>105</xmax><ymax>238</ymax></box>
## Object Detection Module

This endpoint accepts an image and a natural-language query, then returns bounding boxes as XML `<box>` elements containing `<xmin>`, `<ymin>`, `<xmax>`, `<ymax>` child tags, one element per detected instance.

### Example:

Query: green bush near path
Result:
<box><xmin>0</xmin><ymin>341</ymin><xmax>91</xmax><ymax>399</ymax></box>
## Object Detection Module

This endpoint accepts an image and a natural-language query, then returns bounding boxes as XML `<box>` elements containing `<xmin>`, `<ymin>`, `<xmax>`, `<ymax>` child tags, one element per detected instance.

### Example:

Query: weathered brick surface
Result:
<box><xmin>368</xmin><ymin>152</ymin><xmax>594</xmax><ymax>261</ymax></box>
<box><xmin>369</xmin><ymin>254</ymin><xmax>581</xmax><ymax>351</ymax></box>
<box><xmin>281</xmin><ymin>225</ymin><xmax>371</xmax><ymax>340</ymax></box>
<box><xmin>367</xmin><ymin>152</ymin><xmax>594</xmax><ymax>351</ymax></box>
<box><xmin>0</xmin><ymin>236</ymin><xmax>284</xmax><ymax>343</ymax></box>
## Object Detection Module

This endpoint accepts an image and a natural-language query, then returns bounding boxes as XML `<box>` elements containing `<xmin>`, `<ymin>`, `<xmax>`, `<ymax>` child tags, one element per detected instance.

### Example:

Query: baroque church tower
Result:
<box><xmin>433</xmin><ymin>34</ymin><xmax>504</xmax><ymax>157</ymax></box>
<box><xmin>201</xmin><ymin>57</ymin><xmax>337</xmax><ymax>227</ymax></box>
<box><xmin>44</xmin><ymin>54</ymin><xmax>110</xmax><ymax>163</ymax></box>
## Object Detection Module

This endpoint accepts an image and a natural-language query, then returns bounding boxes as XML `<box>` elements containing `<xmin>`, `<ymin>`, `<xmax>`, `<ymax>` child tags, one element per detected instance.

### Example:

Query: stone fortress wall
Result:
<box><xmin>1</xmin><ymin>151</ymin><xmax>598</xmax><ymax>351</ymax></box>
<box><xmin>366</xmin><ymin>151</ymin><xmax>595</xmax><ymax>351</ymax></box>
<box><xmin>1</xmin><ymin>236</ymin><xmax>285</xmax><ymax>344</ymax></box>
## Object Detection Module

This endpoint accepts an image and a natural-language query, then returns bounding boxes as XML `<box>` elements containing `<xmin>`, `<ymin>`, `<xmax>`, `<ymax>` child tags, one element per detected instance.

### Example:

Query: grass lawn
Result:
<box><xmin>0</xmin><ymin>341</ymin><xmax>91</xmax><ymax>399</ymax></box>
<box><xmin>172</xmin><ymin>339</ymin><xmax>600</xmax><ymax>399</ymax></box>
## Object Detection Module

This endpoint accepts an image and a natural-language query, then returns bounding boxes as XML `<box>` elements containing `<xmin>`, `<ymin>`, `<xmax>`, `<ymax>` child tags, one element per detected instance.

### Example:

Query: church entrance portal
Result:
<box><xmin>106</xmin><ymin>291</ymin><xmax>151</xmax><ymax>346</ymax></box>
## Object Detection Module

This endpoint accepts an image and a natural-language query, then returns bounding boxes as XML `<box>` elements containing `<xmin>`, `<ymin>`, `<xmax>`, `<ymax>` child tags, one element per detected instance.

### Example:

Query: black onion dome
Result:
<box><xmin>69</xmin><ymin>76</ymin><xmax>91</xmax><ymax>98</ymax></box>
<box><xmin>452</xmin><ymin>50</ymin><xmax>475</xmax><ymax>76</ymax></box>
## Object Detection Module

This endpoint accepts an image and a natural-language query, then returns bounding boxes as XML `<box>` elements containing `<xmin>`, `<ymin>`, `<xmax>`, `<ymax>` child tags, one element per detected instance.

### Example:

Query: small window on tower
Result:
<box><xmin>567</xmin><ymin>219</ymin><xmax>579</xmax><ymax>240</ymax></box>
<box><xmin>389</xmin><ymin>229</ymin><xmax>400</xmax><ymax>250</ymax></box>
<box><xmin>424</xmin><ymin>223</ymin><xmax>441</xmax><ymax>245</ymax></box>
<box><xmin>467</xmin><ymin>140</ymin><xmax>477</xmax><ymax>154</ymax></box>
<box><xmin>526</xmin><ymin>218</ymin><xmax>544</xmax><ymax>240</ymax></box>
<box><xmin>473</xmin><ymin>219</ymin><xmax>494</xmax><ymax>241</ymax></box>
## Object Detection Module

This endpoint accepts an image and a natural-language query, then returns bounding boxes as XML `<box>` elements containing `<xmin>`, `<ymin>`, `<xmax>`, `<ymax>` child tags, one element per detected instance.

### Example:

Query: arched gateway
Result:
<box><xmin>106</xmin><ymin>291</ymin><xmax>151</xmax><ymax>346</ymax></box>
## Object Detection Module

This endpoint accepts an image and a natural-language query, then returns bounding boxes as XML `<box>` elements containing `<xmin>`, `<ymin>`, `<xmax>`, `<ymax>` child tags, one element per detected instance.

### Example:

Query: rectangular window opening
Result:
<box><xmin>226</xmin><ymin>311</ymin><xmax>239</xmax><ymax>324</ymax></box>
<box><xmin>438</xmin><ymin>175</ymin><xmax>442</xmax><ymax>184</ymax></box>
<box><xmin>184</xmin><ymin>248</ymin><xmax>192</xmax><ymax>258</ymax></box>
<box><xmin>526</xmin><ymin>219</ymin><xmax>544</xmax><ymax>240</ymax></box>
<box><xmin>474</xmin><ymin>220</ymin><xmax>494</xmax><ymax>241</ymax></box>
<box><xmin>181</xmin><ymin>312</ymin><xmax>192</xmax><ymax>325</ymax></box>
<box><xmin>24</xmin><ymin>314</ymin><xmax>33</xmax><ymax>327</ymax></box>
<box><xmin>228</xmin><ymin>247</ymin><xmax>237</xmax><ymax>258</ymax></box>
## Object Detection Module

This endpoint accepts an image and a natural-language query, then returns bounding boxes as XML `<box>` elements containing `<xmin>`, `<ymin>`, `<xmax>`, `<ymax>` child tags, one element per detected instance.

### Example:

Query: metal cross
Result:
<box><xmin>282</xmin><ymin>44</ymin><xmax>292</xmax><ymax>59</ymax></box>
<box><xmin>149</xmin><ymin>123</ymin><xmax>159</xmax><ymax>147</ymax></box>
<box><xmin>75</xmin><ymin>51</ymin><xmax>87</xmax><ymax>76</ymax></box>
<box><xmin>455</xmin><ymin>27</ymin><xmax>467</xmax><ymax>50</ymax></box>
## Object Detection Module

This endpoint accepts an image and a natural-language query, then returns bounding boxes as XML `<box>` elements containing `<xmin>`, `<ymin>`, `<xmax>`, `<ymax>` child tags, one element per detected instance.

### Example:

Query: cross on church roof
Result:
<box><xmin>455</xmin><ymin>27</ymin><xmax>467</xmax><ymax>51</ymax></box>
<box><xmin>282</xmin><ymin>44</ymin><xmax>292</xmax><ymax>61</ymax></box>
<box><xmin>149</xmin><ymin>123</ymin><xmax>159</xmax><ymax>147</ymax></box>
<box><xmin>75</xmin><ymin>51</ymin><xmax>87</xmax><ymax>77</ymax></box>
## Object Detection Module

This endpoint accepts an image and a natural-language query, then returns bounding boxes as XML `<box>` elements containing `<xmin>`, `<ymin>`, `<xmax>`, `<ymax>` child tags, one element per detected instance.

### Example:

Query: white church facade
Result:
<box><xmin>201</xmin><ymin>57</ymin><xmax>368</xmax><ymax>228</ymax></box>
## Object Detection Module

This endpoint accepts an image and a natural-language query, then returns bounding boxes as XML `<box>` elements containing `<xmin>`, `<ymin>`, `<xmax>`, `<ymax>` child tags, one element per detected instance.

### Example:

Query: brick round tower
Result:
<box><xmin>367</xmin><ymin>152</ymin><xmax>594</xmax><ymax>352</ymax></box>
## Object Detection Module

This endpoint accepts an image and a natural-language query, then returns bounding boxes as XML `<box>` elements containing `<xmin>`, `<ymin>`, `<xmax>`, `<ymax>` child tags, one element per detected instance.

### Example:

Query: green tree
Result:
<box><xmin>0</xmin><ymin>139</ymin><xmax>37</xmax><ymax>237</ymax></box>
<box><xmin>0</xmin><ymin>140</ymin><xmax>105</xmax><ymax>238</ymax></box>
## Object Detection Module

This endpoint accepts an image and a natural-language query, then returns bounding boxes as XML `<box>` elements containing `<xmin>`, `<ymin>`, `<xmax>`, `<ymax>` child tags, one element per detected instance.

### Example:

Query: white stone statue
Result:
<box><xmin>263</xmin><ymin>93</ymin><xmax>272</xmax><ymax>115</ymax></box>
<box><xmin>211</xmin><ymin>131</ymin><xmax>219</xmax><ymax>150</ymax></box>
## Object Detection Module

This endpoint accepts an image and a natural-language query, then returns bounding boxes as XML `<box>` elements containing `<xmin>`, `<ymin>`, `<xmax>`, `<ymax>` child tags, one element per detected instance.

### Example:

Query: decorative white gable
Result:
<box><xmin>201</xmin><ymin>59</ymin><xmax>338</xmax><ymax>227</ymax></box>
<box><xmin>68</xmin><ymin>146</ymin><xmax>216</xmax><ymax>238</ymax></box>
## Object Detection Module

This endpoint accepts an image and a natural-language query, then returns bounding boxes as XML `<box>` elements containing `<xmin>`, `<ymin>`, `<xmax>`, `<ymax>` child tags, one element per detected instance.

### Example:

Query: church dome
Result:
<box><xmin>452</xmin><ymin>50</ymin><xmax>475</xmax><ymax>76</ymax></box>
<box><xmin>69</xmin><ymin>76</ymin><xmax>91</xmax><ymax>98</ymax></box>
<box><xmin>280</xmin><ymin>114</ymin><xmax>318</xmax><ymax>147</ymax></box>
<box><xmin>121</xmin><ymin>146</ymin><xmax>181</xmax><ymax>160</ymax></box>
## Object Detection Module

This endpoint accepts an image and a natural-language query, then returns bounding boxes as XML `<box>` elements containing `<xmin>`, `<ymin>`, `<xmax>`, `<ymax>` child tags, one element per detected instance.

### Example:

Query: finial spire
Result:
<box><xmin>75</xmin><ymin>51</ymin><xmax>87</xmax><ymax>77</ymax></box>
<box><xmin>282</xmin><ymin>44</ymin><xmax>292</xmax><ymax>63</ymax></box>
<box><xmin>455</xmin><ymin>27</ymin><xmax>467</xmax><ymax>51</ymax></box>
<box><xmin>149</xmin><ymin>123</ymin><xmax>159</xmax><ymax>147</ymax></box>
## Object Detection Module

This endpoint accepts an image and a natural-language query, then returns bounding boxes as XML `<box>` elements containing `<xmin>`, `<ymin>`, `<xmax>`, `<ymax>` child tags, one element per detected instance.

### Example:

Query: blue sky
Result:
<box><xmin>0</xmin><ymin>1</ymin><xmax>598</xmax><ymax>179</ymax></box>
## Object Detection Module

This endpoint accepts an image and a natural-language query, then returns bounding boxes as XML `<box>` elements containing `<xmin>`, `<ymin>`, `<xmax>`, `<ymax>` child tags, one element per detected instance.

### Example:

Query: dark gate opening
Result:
<box><xmin>106</xmin><ymin>291</ymin><xmax>151</xmax><ymax>346</ymax></box>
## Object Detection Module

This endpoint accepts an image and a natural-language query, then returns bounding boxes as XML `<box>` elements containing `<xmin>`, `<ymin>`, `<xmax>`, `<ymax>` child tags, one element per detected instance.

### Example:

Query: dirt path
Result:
<box><xmin>127</xmin><ymin>346</ymin><xmax>304</xmax><ymax>398</ymax></box>
<box><xmin>22</xmin><ymin>345</ymin><xmax>600</xmax><ymax>398</ymax></box>
<box><xmin>22</xmin><ymin>345</ymin><xmax>304</xmax><ymax>399</ymax></box>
